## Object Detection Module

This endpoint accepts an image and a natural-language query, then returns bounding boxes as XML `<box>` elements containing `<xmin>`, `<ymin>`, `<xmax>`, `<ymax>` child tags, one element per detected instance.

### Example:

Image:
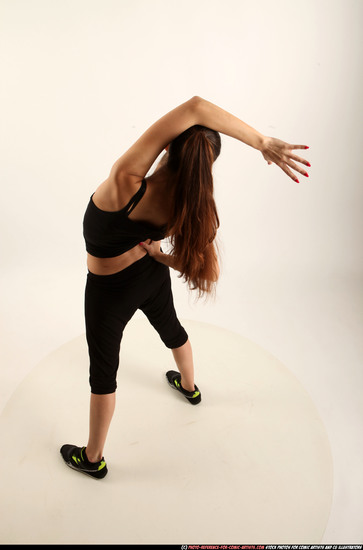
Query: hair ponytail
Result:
<box><xmin>166</xmin><ymin>125</ymin><xmax>221</xmax><ymax>298</ymax></box>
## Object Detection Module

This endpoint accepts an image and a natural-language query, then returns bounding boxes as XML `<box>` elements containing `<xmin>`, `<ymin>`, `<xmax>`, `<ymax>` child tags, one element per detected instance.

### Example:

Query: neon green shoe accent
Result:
<box><xmin>175</xmin><ymin>378</ymin><xmax>200</xmax><ymax>398</ymax></box>
<box><xmin>72</xmin><ymin>452</ymin><xmax>106</xmax><ymax>471</ymax></box>
<box><xmin>98</xmin><ymin>460</ymin><xmax>106</xmax><ymax>471</ymax></box>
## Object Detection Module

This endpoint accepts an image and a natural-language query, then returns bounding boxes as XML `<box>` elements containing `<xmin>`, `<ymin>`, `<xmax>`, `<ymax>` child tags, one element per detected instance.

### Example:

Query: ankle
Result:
<box><xmin>85</xmin><ymin>447</ymin><xmax>102</xmax><ymax>463</ymax></box>
<box><xmin>180</xmin><ymin>379</ymin><xmax>195</xmax><ymax>393</ymax></box>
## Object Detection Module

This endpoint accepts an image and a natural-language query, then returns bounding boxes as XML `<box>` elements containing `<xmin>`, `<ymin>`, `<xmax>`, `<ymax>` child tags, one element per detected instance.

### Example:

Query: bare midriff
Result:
<box><xmin>87</xmin><ymin>244</ymin><xmax>148</xmax><ymax>276</ymax></box>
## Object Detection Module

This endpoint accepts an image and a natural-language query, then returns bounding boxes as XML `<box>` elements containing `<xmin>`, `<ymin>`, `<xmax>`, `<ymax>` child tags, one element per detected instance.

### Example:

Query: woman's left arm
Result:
<box><xmin>194</xmin><ymin>97</ymin><xmax>310</xmax><ymax>183</ymax></box>
<box><xmin>111</xmin><ymin>97</ymin><xmax>200</xmax><ymax>181</ymax></box>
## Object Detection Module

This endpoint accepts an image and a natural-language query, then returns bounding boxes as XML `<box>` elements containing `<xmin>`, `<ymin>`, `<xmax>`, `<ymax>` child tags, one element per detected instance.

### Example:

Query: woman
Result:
<box><xmin>60</xmin><ymin>96</ymin><xmax>310</xmax><ymax>478</ymax></box>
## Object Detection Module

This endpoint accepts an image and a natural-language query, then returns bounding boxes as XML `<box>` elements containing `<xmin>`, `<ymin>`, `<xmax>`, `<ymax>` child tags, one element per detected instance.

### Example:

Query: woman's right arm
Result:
<box><xmin>140</xmin><ymin>240</ymin><xmax>219</xmax><ymax>281</ymax></box>
<box><xmin>194</xmin><ymin>97</ymin><xmax>310</xmax><ymax>182</ymax></box>
<box><xmin>139</xmin><ymin>240</ymin><xmax>182</xmax><ymax>271</ymax></box>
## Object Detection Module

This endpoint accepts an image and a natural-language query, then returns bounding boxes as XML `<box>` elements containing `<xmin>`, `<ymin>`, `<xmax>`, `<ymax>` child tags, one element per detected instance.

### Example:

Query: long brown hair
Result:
<box><xmin>166</xmin><ymin>125</ymin><xmax>221</xmax><ymax>298</ymax></box>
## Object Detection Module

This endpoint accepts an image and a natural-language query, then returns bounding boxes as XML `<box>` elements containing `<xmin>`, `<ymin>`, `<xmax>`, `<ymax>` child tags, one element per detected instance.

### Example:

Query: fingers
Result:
<box><xmin>268</xmin><ymin>155</ymin><xmax>309</xmax><ymax>182</ymax></box>
<box><xmin>284</xmin><ymin>158</ymin><xmax>309</xmax><ymax>178</ymax></box>
<box><xmin>262</xmin><ymin>140</ymin><xmax>310</xmax><ymax>182</ymax></box>
<box><xmin>139</xmin><ymin>239</ymin><xmax>159</xmax><ymax>257</ymax></box>
<box><xmin>282</xmin><ymin>146</ymin><xmax>310</xmax><ymax>179</ymax></box>
<box><xmin>290</xmin><ymin>144</ymin><xmax>309</xmax><ymax>150</ymax></box>
<box><xmin>276</xmin><ymin>162</ymin><xmax>299</xmax><ymax>182</ymax></box>
<box><xmin>288</xmin><ymin>152</ymin><xmax>311</xmax><ymax>168</ymax></box>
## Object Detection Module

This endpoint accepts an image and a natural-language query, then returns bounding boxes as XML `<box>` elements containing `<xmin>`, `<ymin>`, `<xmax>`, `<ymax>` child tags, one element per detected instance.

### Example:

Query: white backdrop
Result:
<box><xmin>1</xmin><ymin>0</ymin><xmax>362</xmax><ymax>275</ymax></box>
<box><xmin>1</xmin><ymin>0</ymin><xmax>362</xmax><ymax>543</ymax></box>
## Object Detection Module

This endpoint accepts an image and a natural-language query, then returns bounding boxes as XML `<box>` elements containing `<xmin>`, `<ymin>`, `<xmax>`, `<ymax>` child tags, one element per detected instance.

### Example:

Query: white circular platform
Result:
<box><xmin>0</xmin><ymin>319</ymin><xmax>333</xmax><ymax>544</ymax></box>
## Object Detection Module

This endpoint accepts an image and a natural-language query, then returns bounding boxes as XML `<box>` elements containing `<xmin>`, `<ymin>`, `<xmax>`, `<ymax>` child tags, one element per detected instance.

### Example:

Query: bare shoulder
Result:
<box><xmin>92</xmin><ymin>172</ymin><xmax>143</xmax><ymax>212</ymax></box>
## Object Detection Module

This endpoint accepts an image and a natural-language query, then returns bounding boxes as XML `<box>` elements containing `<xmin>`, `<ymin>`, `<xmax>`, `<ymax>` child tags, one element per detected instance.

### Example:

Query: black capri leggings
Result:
<box><xmin>84</xmin><ymin>254</ymin><xmax>188</xmax><ymax>394</ymax></box>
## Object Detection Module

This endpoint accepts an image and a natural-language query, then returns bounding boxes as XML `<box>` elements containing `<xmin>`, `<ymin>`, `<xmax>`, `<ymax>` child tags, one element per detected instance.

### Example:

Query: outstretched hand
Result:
<box><xmin>261</xmin><ymin>136</ymin><xmax>310</xmax><ymax>183</ymax></box>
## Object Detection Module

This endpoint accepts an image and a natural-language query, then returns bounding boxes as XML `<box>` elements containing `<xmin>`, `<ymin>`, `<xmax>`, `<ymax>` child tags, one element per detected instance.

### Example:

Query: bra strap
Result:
<box><xmin>124</xmin><ymin>179</ymin><xmax>147</xmax><ymax>215</ymax></box>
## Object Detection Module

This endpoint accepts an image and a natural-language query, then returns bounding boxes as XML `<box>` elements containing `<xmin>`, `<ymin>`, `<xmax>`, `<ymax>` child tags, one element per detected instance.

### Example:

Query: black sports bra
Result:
<box><xmin>83</xmin><ymin>179</ymin><xmax>167</xmax><ymax>258</ymax></box>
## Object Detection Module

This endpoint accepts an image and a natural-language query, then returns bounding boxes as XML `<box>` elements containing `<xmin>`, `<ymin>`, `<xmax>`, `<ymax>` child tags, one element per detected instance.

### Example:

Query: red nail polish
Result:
<box><xmin>305</xmin><ymin>146</ymin><xmax>309</xmax><ymax>149</ymax></box>
<box><xmin>307</xmin><ymin>162</ymin><xmax>311</xmax><ymax>167</ymax></box>
<box><xmin>305</xmin><ymin>173</ymin><xmax>309</xmax><ymax>177</ymax></box>
<box><xmin>295</xmin><ymin>179</ymin><xmax>299</xmax><ymax>183</ymax></box>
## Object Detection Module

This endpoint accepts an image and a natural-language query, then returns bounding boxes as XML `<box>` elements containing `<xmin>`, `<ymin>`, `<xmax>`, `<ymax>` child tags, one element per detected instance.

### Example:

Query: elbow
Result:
<box><xmin>188</xmin><ymin>95</ymin><xmax>204</xmax><ymax>122</ymax></box>
<box><xmin>189</xmin><ymin>95</ymin><xmax>204</xmax><ymax>110</ymax></box>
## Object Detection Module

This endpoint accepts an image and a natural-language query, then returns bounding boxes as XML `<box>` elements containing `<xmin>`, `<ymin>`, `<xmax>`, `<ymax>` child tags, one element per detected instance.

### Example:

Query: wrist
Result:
<box><xmin>154</xmin><ymin>250</ymin><xmax>164</xmax><ymax>262</ymax></box>
<box><xmin>255</xmin><ymin>133</ymin><xmax>267</xmax><ymax>152</ymax></box>
<box><xmin>244</xmin><ymin>130</ymin><xmax>266</xmax><ymax>151</ymax></box>
<box><xmin>155</xmin><ymin>251</ymin><xmax>180</xmax><ymax>271</ymax></box>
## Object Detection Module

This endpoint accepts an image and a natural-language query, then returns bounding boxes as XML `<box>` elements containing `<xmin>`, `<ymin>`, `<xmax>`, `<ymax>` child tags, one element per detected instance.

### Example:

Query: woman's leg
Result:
<box><xmin>172</xmin><ymin>339</ymin><xmax>195</xmax><ymax>392</ymax></box>
<box><xmin>84</xmin><ymin>268</ymin><xmax>140</xmax><ymax>463</ymax></box>
<box><xmin>138</xmin><ymin>262</ymin><xmax>195</xmax><ymax>391</ymax></box>
<box><xmin>86</xmin><ymin>392</ymin><xmax>116</xmax><ymax>462</ymax></box>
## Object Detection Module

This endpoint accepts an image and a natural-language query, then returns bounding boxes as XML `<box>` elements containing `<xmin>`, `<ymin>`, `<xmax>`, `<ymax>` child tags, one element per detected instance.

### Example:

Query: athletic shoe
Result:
<box><xmin>166</xmin><ymin>370</ymin><xmax>202</xmax><ymax>405</ymax></box>
<box><xmin>60</xmin><ymin>444</ymin><xmax>108</xmax><ymax>479</ymax></box>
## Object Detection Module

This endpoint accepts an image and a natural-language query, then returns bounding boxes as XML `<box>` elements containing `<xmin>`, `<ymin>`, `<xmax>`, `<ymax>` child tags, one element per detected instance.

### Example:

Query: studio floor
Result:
<box><xmin>0</xmin><ymin>263</ymin><xmax>362</xmax><ymax>544</ymax></box>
